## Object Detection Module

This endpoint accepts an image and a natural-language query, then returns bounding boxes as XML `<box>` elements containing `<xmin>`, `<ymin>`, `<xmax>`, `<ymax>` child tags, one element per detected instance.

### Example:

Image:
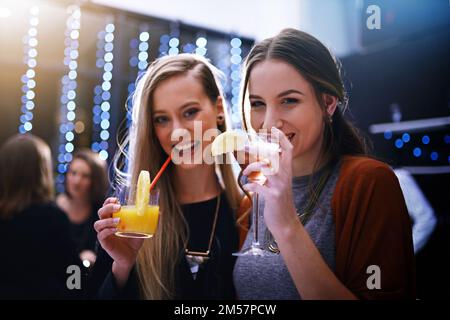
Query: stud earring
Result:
<box><xmin>217</xmin><ymin>114</ymin><xmax>225</xmax><ymax>126</ymax></box>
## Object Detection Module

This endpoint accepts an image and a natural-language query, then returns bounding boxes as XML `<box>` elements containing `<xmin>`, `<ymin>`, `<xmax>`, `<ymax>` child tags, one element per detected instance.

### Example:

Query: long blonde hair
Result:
<box><xmin>114</xmin><ymin>54</ymin><xmax>241</xmax><ymax>299</ymax></box>
<box><xmin>0</xmin><ymin>134</ymin><xmax>54</xmax><ymax>219</ymax></box>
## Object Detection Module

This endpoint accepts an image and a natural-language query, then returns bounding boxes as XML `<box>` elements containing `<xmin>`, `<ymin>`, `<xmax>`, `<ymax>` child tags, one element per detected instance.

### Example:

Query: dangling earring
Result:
<box><xmin>329</xmin><ymin>114</ymin><xmax>333</xmax><ymax>123</ymax></box>
<box><xmin>217</xmin><ymin>114</ymin><xmax>225</xmax><ymax>126</ymax></box>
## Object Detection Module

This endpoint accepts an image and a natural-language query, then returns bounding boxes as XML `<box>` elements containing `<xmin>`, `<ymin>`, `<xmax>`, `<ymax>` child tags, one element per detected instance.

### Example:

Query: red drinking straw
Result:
<box><xmin>149</xmin><ymin>155</ymin><xmax>172</xmax><ymax>192</ymax></box>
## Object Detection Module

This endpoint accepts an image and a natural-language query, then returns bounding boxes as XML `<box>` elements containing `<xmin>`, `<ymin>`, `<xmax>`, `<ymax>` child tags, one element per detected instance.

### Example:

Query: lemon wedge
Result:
<box><xmin>211</xmin><ymin>131</ymin><xmax>246</xmax><ymax>156</ymax></box>
<box><xmin>136</xmin><ymin>170</ymin><xmax>150</xmax><ymax>215</ymax></box>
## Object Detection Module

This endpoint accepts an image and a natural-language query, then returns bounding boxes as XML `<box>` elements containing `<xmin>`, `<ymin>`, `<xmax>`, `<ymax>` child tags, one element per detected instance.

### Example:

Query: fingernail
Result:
<box><xmin>113</xmin><ymin>204</ymin><xmax>121</xmax><ymax>211</ymax></box>
<box><xmin>113</xmin><ymin>218</ymin><xmax>120</xmax><ymax>224</ymax></box>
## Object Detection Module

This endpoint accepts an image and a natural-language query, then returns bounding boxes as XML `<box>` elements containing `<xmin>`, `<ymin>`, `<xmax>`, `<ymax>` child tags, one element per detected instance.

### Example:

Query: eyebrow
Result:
<box><xmin>153</xmin><ymin>101</ymin><xmax>200</xmax><ymax>115</ymax></box>
<box><xmin>249</xmin><ymin>89</ymin><xmax>304</xmax><ymax>100</ymax></box>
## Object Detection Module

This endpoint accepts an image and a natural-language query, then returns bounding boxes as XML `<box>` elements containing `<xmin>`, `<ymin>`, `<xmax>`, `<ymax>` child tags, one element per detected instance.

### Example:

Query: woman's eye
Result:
<box><xmin>183</xmin><ymin>108</ymin><xmax>199</xmax><ymax>118</ymax></box>
<box><xmin>80</xmin><ymin>173</ymin><xmax>89</xmax><ymax>178</ymax></box>
<box><xmin>282</xmin><ymin>97</ymin><xmax>299</xmax><ymax>105</ymax></box>
<box><xmin>154</xmin><ymin>116</ymin><xmax>169</xmax><ymax>124</ymax></box>
<box><xmin>250</xmin><ymin>100</ymin><xmax>265</xmax><ymax>108</ymax></box>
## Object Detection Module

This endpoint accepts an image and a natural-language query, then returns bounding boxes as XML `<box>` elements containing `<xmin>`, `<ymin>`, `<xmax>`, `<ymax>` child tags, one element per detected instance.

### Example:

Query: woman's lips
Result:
<box><xmin>286</xmin><ymin>132</ymin><xmax>295</xmax><ymax>142</ymax></box>
<box><xmin>173</xmin><ymin>140</ymin><xmax>200</xmax><ymax>156</ymax></box>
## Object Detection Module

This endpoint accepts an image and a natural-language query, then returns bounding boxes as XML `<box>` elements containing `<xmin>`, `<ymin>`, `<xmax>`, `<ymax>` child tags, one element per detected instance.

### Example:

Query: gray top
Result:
<box><xmin>233</xmin><ymin>162</ymin><xmax>341</xmax><ymax>299</ymax></box>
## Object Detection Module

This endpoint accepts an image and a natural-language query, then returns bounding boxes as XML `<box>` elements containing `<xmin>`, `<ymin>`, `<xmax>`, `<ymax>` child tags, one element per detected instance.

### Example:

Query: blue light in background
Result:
<box><xmin>413</xmin><ymin>147</ymin><xmax>422</xmax><ymax>157</ymax></box>
<box><xmin>126</xmin><ymin>27</ymin><xmax>150</xmax><ymax>129</ymax></box>
<box><xmin>444</xmin><ymin>135</ymin><xmax>450</xmax><ymax>144</ymax></box>
<box><xmin>56</xmin><ymin>5</ymin><xmax>81</xmax><ymax>193</ymax></box>
<box><xmin>91</xmin><ymin>22</ymin><xmax>115</xmax><ymax>161</ymax></box>
<box><xmin>430</xmin><ymin>152</ymin><xmax>438</xmax><ymax>161</ymax></box>
<box><xmin>158</xmin><ymin>34</ymin><xmax>169</xmax><ymax>57</ymax></box>
<box><xmin>395</xmin><ymin>139</ymin><xmax>404</xmax><ymax>149</ymax></box>
<box><xmin>169</xmin><ymin>38</ymin><xmax>179</xmax><ymax>56</ymax></box>
<box><xmin>229</xmin><ymin>37</ymin><xmax>242</xmax><ymax>127</ymax></box>
<box><xmin>401</xmin><ymin>133</ymin><xmax>410</xmax><ymax>143</ymax></box>
<box><xmin>422</xmin><ymin>135</ymin><xmax>430</xmax><ymax>145</ymax></box>
<box><xmin>19</xmin><ymin>5</ymin><xmax>40</xmax><ymax>134</ymax></box>
<box><xmin>195</xmin><ymin>36</ymin><xmax>207</xmax><ymax>56</ymax></box>
<box><xmin>137</xmin><ymin>30</ymin><xmax>149</xmax><ymax>73</ymax></box>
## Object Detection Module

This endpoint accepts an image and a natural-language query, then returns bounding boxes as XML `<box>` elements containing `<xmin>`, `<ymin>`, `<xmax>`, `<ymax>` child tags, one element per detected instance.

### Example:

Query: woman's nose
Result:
<box><xmin>72</xmin><ymin>176</ymin><xmax>81</xmax><ymax>184</ymax></box>
<box><xmin>170</xmin><ymin>119</ymin><xmax>191</xmax><ymax>144</ymax></box>
<box><xmin>262</xmin><ymin>108</ymin><xmax>283</xmax><ymax>131</ymax></box>
<box><xmin>171</xmin><ymin>118</ymin><xmax>185</xmax><ymax>131</ymax></box>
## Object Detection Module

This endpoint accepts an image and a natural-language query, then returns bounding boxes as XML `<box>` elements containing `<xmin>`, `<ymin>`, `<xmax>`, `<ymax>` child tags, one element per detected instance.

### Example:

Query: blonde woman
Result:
<box><xmin>93</xmin><ymin>54</ymin><xmax>245</xmax><ymax>299</ymax></box>
<box><xmin>0</xmin><ymin>134</ymin><xmax>81</xmax><ymax>299</ymax></box>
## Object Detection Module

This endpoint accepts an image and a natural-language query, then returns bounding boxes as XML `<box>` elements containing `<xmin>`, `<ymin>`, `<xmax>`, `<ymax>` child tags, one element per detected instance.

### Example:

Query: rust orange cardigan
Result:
<box><xmin>236</xmin><ymin>156</ymin><xmax>416</xmax><ymax>299</ymax></box>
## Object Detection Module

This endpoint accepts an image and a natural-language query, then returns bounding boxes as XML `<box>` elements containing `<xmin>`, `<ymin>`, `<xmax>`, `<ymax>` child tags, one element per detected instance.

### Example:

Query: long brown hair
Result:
<box><xmin>65</xmin><ymin>148</ymin><xmax>108</xmax><ymax>209</ymax></box>
<box><xmin>0</xmin><ymin>134</ymin><xmax>54</xmax><ymax>219</ymax></box>
<box><xmin>238</xmin><ymin>29</ymin><xmax>372</xmax><ymax>230</ymax></box>
<box><xmin>240</xmin><ymin>28</ymin><xmax>370</xmax><ymax>167</ymax></box>
<box><xmin>114</xmin><ymin>53</ymin><xmax>241</xmax><ymax>299</ymax></box>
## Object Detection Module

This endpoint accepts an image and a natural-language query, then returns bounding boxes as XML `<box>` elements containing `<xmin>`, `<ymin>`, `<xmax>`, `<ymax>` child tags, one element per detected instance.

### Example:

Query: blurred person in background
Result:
<box><xmin>0</xmin><ymin>134</ymin><xmax>82</xmax><ymax>299</ymax></box>
<box><xmin>56</xmin><ymin>148</ymin><xmax>109</xmax><ymax>268</ymax></box>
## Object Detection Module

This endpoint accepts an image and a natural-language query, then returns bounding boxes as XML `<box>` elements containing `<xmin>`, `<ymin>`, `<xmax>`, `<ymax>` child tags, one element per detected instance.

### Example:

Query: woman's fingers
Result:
<box><xmin>242</xmin><ymin>161</ymin><xmax>270</xmax><ymax>176</ymax></box>
<box><xmin>103</xmin><ymin>197</ymin><xmax>119</xmax><ymax>207</ymax></box>
<box><xmin>271</xmin><ymin>127</ymin><xmax>293</xmax><ymax>163</ymax></box>
<box><xmin>98</xmin><ymin>203</ymin><xmax>121</xmax><ymax>219</ymax></box>
<box><xmin>272</xmin><ymin>127</ymin><xmax>293</xmax><ymax>152</ymax></box>
<box><xmin>271</xmin><ymin>127</ymin><xmax>293</xmax><ymax>168</ymax></box>
<box><xmin>94</xmin><ymin>217</ymin><xmax>120</xmax><ymax>232</ymax></box>
<box><xmin>97</xmin><ymin>228</ymin><xmax>117</xmax><ymax>242</ymax></box>
<box><xmin>243</xmin><ymin>182</ymin><xmax>267</xmax><ymax>195</ymax></box>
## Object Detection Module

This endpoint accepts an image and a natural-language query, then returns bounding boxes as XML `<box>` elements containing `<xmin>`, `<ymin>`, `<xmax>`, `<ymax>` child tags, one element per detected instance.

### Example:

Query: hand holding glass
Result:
<box><xmin>113</xmin><ymin>171</ymin><xmax>160</xmax><ymax>239</ymax></box>
<box><xmin>211</xmin><ymin>130</ymin><xmax>280</xmax><ymax>256</ymax></box>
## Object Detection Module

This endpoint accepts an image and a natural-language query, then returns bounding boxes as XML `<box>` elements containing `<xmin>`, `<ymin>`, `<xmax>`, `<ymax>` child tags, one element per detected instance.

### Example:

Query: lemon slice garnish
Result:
<box><xmin>136</xmin><ymin>170</ymin><xmax>150</xmax><ymax>215</ymax></box>
<box><xmin>211</xmin><ymin>131</ymin><xmax>246</xmax><ymax>156</ymax></box>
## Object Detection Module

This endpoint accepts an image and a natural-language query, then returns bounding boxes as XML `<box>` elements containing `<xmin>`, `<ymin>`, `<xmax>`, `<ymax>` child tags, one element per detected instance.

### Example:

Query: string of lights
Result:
<box><xmin>125</xmin><ymin>27</ymin><xmax>149</xmax><ymax>129</ymax></box>
<box><xmin>56</xmin><ymin>5</ymin><xmax>81</xmax><ymax>193</ymax></box>
<box><xmin>216</xmin><ymin>41</ymin><xmax>232</xmax><ymax>125</ymax></box>
<box><xmin>384</xmin><ymin>131</ymin><xmax>447</xmax><ymax>162</ymax></box>
<box><xmin>158</xmin><ymin>34</ymin><xmax>169</xmax><ymax>57</ymax></box>
<box><xmin>91</xmin><ymin>23</ymin><xmax>115</xmax><ymax>162</ymax></box>
<box><xmin>229</xmin><ymin>37</ymin><xmax>242</xmax><ymax>127</ymax></box>
<box><xmin>137</xmin><ymin>29</ymin><xmax>149</xmax><ymax>74</ymax></box>
<box><xmin>195</xmin><ymin>35</ymin><xmax>207</xmax><ymax>57</ymax></box>
<box><xmin>19</xmin><ymin>5</ymin><xmax>40</xmax><ymax>134</ymax></box>
<box><xmin>168</xmin><ymin>22</ymin><xmax>180</xmax><ymax>56</ymax></box>
<box><xmin>126</xmin><ymin>36</ymin><xmax>139</xmax><ymax>128</ymax></box>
